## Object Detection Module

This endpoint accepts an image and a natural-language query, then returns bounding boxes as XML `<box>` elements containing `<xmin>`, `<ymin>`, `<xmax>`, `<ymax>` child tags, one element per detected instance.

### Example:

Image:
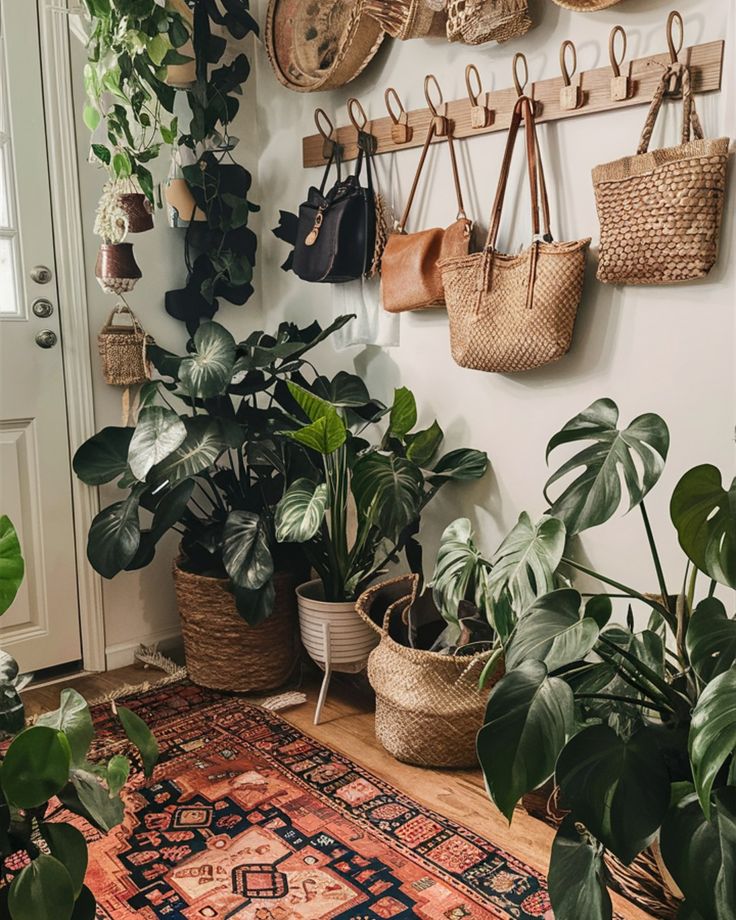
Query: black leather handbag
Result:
<box><xmin>292</xmin><ymin>134</ymin><xmax>376</xmax><ymax>283</ymax></box>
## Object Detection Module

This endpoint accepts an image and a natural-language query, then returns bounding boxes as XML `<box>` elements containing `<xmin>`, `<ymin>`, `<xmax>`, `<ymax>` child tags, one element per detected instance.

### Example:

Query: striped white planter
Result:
<box><xmin>296</xmin><ymin>579</ymin><xmax>380</xmax><ymax>724</ymax></box>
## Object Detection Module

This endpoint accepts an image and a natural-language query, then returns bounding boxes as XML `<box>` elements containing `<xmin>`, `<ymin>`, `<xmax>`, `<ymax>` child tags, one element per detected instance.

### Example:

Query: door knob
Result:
<box><xmin>35</xmin><ymin>330</ymin><xmax>57</xmax><ymax>349</ymax></box>
<box><xmin>32</xmin><ymin>298</ymin><xmax>54</xmax><ymax>318</ymax></box>
<box><xmin>30</xmin><ymin>265</ymin><xmax>53</xmax><ymax>284</ymax></box>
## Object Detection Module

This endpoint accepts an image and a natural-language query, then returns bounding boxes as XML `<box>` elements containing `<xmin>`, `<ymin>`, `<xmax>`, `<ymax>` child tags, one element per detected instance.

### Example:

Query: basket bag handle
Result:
<box><xmin>102</xmin><ymin>301</ymin><xmax>145</xmax><ymax>334</ymax></box>
<box><xmin>637</xmin><ymin>63</ymin><xmax>704</xmax><ymax>155</ymax></box>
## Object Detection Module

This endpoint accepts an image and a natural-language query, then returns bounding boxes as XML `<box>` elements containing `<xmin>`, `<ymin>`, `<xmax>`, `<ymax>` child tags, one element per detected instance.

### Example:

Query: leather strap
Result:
<box><xmin>637</xmin><ymin>63</ymin><xmax>704</xmax><ymax>155</ymax></box>
<box><xmin>484</xmin><ymin>95</ymin><xmax>552</xmax><ymax>251</ymax></box>
<box><xmin>318</xmin><ymin>143</ymin><xmax>342</xmax><ymax>194</ymax></box>
<box><xmin>397</xmin><ymin>121</ymin><xmax>466</xmax><ymax>232</ymax></box>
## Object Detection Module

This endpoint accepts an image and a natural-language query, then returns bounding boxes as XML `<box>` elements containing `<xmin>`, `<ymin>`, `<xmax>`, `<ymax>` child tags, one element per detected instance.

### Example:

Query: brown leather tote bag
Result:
<box><xmin>381</xmin><ymin>120</ymin><xmax>472</xmax><ymax>313</ymax></box>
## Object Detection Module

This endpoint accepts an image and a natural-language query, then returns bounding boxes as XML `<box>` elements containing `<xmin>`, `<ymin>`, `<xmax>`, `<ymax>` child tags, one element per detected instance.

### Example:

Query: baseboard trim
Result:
<box><xmin>105</xmin><ymin>627</ymin><xmax>183</xmax><ymax>671</ymax></box>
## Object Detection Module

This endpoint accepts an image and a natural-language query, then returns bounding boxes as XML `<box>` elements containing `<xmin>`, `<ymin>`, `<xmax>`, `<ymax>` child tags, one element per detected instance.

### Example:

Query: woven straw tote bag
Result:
<box><xmin>446</xmin><ymin>0</ymin><xmax>532</xmax><ymax>46</ymax></box>
<box><xmin>97</xmin><ymin>302</ymin><xmax>152</xmax><ymax>386</ymax></box>
<box><xmin>440</xmin><ymin>96</ymin><xmax>590</xmax><ymax>374</ymax></box>
<box><xmin>593</xmin><ymin>63</ymin><xmax>729</xmax><ymax>285</ymax></box>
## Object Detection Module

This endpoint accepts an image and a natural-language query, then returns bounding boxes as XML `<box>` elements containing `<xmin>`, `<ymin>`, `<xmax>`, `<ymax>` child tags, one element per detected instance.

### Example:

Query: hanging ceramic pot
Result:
<box><xmin>95</xmin><ymin>242</ymin><xmax>142</xmax><ymax>295</ymax></box>
<box><xmin>118</xmin><ymin>193</ymin><xmax>154</xmax><ymax>233</ymax></box>
<box><xmin>164</xmin><ymin>149</ymin><xmax>207</xmax><ymax>228</ymax></box>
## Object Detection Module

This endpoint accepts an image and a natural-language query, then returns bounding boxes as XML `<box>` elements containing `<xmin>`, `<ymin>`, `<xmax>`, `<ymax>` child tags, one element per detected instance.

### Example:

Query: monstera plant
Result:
<box><xmin>476</xmin><ymin>398</ymin><xmax>736</xmax><ymax>920</ymax></box>
<box><xmin>274</xmin><ymin>383</ymin><xmax>489</xmax><ymax>602</ymax></box>
<box><xmin>73</xmin><ymin>316</ymin><xmax>351</xmax><ymax>624</ymax></box>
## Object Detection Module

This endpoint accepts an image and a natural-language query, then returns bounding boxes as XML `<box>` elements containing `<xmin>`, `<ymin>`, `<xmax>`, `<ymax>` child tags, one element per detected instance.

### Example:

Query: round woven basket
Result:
<box><xmin>265</xmin><ymin>0</ymin><xmax>385</xmax><ymax>92</ymax></box>
<box><xmin>356</xmin><ymin>575</ymin><xmax>503</xmax><ymax>769</ymax></box>
<box><xmin>551</xmin><ymin>0</ymin><xmax>622</xmax><ymax>10</ymax></box>
<box><xmin>173</xmin><ymin>561</ymin><xmax>301</xmax><ymax>693</ymax></box>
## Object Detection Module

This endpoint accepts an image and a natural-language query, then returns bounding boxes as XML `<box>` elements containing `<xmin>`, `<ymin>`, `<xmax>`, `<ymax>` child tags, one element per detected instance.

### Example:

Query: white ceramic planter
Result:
<box><xmin>296</xmin><ymin>579</ymin><xmax>380</xmax><ymax>724</ymax></box>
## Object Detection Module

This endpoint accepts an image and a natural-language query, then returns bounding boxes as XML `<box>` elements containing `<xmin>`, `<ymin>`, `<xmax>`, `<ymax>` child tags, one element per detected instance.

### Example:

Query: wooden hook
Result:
<box><xmin>347</xmin><ymin>97</ymin><xmax>368</xmax><ymax>133</ymax></box>
<box><xmin>559</xmin><ymin>39</ymin><xmax>582</xmax><ymax>111</ymax></box>
<box><xmin>314</xmin><ymin>108</ymin><xmax>340</xmax><ymax>159</ymax></box>
<box><xmin>512</xmin><ymin>52</ymin><xmax>529</xmax><ymax>97</ymax></box>
<box><xmin>665</xmin><ymin>10</ymin><xmax>685</xmax><ymax>95</ymax></box>
<box><xmin>465</xmin><ymin>63</ymin><xmax>493</xmax><ymax>129</ymax></box>
<box><xmin>609</xmin><ymin>25</ymin><xmax>631</xmax><ymax>101</ymax></box>
<box><xmin>384</xmin><ymin>87</ymin><xmax>412</xmax><ymax>144</ymax></box>
<box><xmin>424</xmin><ymin>73</ymin><xmax>449</xmax><ymax>136</ymax></box>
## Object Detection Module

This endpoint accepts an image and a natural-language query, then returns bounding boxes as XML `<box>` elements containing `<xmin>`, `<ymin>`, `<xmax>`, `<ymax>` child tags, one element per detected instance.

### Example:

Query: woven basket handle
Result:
<box><xmin>637</xmin><ymin>63</ymin><xmax>704</xmax><ymax>155</ymax></box>
<box><xmin>397</xmin><ymin>122</ymin><xmax>466</xmax><ymax>232</ymax></box>
<box><xmin>102</xmin><ymin>301</ymin><xmax>143</xmax><ymax>334</ymax></box>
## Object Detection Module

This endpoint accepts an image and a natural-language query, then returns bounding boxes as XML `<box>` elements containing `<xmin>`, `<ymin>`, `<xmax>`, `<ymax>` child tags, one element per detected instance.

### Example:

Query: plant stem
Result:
<box><xmin>708</xmin><ymin>579</ymin><xmax>717</xmax><ymax>597</ymax></box>
<box><xmin>639</xmin><ymin>501</ymin><xmax>671</xmax><ymax>613</ymax></box>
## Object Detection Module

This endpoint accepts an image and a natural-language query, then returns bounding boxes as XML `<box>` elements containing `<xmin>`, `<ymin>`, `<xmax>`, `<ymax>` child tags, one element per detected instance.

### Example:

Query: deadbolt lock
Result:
<box><xmin>30</xmin><ymin>265</ymin><xmax>53</xmax><ymax>284</ymax></box>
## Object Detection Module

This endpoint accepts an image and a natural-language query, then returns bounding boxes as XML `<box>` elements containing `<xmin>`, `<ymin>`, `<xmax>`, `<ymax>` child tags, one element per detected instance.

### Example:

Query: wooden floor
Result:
<box><xmin>25</xmin><ymin>664</ymin><xmax>653</xmax><ymax>920</ymax></box>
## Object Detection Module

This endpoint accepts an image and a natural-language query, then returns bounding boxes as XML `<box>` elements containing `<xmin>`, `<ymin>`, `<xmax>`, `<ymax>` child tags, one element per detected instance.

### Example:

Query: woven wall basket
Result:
<box><xmin>356</xmin><ymin>575</ymin><xmax>503</xmax><ymax>768</ymax></box>
<box><xmin>173</xmin><ymin>562</ymin><xmax>301</xmax><ymax>693</ymax></box>
<box><xmin>446</xmin><ymin>0</ymin><xmax>532</xmax><ymax>46</ymax></box>
<box><xmin>265</xmin><ymin>0</ymin><xmax>385</xmax><ymax>92</ymax></box>
<box><xmin>551</xmin><ymin>0</ymin><xmax>623</xmax><ymax>10</ymax></box>
<box><xmin>97</xmin><ymin>303</ymin><xmax>151</xmax><ymax>387</ymax></box>
<box><xmin>364</xmin><ymin>0</ymin><xmax>446</xmax><ymax>40</ymax></box>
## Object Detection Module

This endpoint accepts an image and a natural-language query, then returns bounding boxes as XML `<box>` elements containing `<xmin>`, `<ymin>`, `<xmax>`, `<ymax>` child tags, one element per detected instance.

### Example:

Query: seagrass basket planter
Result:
<box><xmin>173</xmin><ymin>561</ymin><xmax>301</xmax><ymax>693</ymax></box>
<box><xmin>356</xmin><ymin>574</ymin><xmax>503</xmax><ymax>769</ymax></box>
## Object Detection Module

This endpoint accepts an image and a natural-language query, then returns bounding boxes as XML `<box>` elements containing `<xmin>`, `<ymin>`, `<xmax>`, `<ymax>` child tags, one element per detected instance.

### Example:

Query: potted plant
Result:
<box><xmin>93</xmin><ymin>181</ymin><xmax>142</xmax><ymax>294</ymax></box>
<box><xmin>73</xmin><ymin>316</ymin><xmax>352</xmax><ymax>693</ymax></box>
<box><xmin>274</xmin><ymin>381</ymin><xmax>488</xmax><ymax>721</ymax></box>
<box><xmin>475</xmin><ymin>398</ymin><xmax>736</xmax><ymax>920</ymax></box>
<box><xmin>0</xmin><ymin>516</ymin><xmax>159</xmax><ymax>919</ymax></box>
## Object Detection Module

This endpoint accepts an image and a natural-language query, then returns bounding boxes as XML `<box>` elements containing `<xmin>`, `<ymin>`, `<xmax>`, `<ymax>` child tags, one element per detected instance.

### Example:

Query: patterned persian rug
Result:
<box><xmin>80</xmin><ymin>680</ymin><xmax>553</xmax><ymax>919</ymax></box>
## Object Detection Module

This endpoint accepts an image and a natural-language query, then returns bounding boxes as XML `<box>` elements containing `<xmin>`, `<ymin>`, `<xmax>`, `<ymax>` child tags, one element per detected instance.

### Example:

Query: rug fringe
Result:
<box><xmin>250</xmin><ymin>691</ymin><xmax>307</xmax><ymax>711</ymax></box>
<box><xmin>134</xmin><ymin>643</ymin><xmax>184</xmax><ymax>675</ymax></box>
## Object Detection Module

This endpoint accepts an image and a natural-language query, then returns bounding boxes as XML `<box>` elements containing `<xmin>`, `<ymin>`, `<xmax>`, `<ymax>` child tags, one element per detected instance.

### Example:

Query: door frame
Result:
<box><xmin>36</xmin><ymin>0</ymin><xmax>105</xmax><ymax>671</ymax></box>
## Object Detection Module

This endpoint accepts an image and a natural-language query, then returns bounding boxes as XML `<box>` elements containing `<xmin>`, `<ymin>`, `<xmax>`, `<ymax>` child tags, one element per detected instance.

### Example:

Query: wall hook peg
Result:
<box><xmin>465</xmin><ymin>64</ymin><xmax>493</xmax><ymax>129</ymax></box>
<box><xmin>424</xmin><ymin>73</ymin><xmax>449</xmax><ymax>136</ymax></box>
<box><xmin>512</xmin><ymin>53</ymin><xmax>540</xmax><ymax>116</ymax></box>
<box><xmin>384</xmin><ymin>87</ymin><xmax>412</xmax><ymax>144</ymax></box>
<box><xmin>609</xmin><ymin>25</ymin><xmax>631</xmax><ymax>101</ymax></box>
<box><xmin>347</xmin><ymin>97</ymin><xmax>377</xmax><ymax>153</ymax></box>
<box><xmin>559</xmin><ymin>40</ymin><xmax>583</xmax><ymax>111</ymax></box>
<box><xmin>665</xmin><ymin>9</ymin><xmax>685</xmax><ymax>95</ymax></box>
<box><xmin>314</xmin><ymin>108</ymin><xmax>341</xmax><ymax>160</ymax></box>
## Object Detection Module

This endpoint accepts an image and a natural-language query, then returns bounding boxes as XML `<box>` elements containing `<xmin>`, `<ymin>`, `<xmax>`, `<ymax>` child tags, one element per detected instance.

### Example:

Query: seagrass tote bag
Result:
<box><xmin>440</xmin><ymin>96</ymin><xmax>590</xmax><ymax>373</ymax></box>
<box><xmin>593</xmin><ymin>62</ymin><xmax>729</xmax><ymax>285</ymax></box>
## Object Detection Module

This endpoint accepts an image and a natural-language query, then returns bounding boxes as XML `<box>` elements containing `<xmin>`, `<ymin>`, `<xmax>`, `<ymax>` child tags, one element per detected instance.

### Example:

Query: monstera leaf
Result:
<box><xmin>128</xmin><ymin>407</ymin><xmax>187</xmax><ymax>481</ymax></box>
<box><xmin>179</xmin><ymin>321</ymin><xmax>236</xmax><ymax>398</ymax></box>
<box><xmin>275</xmin><ymin>479</ymin><xmax>328</xmax><ymax>543</ymax></box>
<box><xmin>548</xmin><ymin>816</ymin><xmax>612</xmax><ymax>920</ymax></box>
<box><xmin>72</xmin><ymin>426</ymin><xmax>133</xmax><ymax>486</ymax></box>
<box><xmin>489</xmin><ymin>513</ymin><xmax>566</xmax><ymax>612</ymax></box>
<box><xmin>148</xmin><ymin>417</ymin><xmax>226</xmax><ymax>487</ymax></box>
<box><xmin>686</xmin><ymin>598</ymin><xmax>736</xmax><ymax>684</ymax></box>
<box><xmin>0</xmin><ymin>515</ymin><xmax>24</xmax><ymax>617</ymax></box>
<box><xmin>430</xmin><ymin>519</ymin><xmax>487</xmax><ymax>627</ymax></box>
<box><xmin>671</xmin><ymin>465</ymin><xmax>736</xmax><ymax>589</ymax></box>
<box><xmin>352</xmin><ymin>452</ymin><xmax>424</xmax><ymax>543</ymax></box>
<box><xmin>544</xmin><ymin>399</ymin><xmax>669</xmax><ymax>534</ymax></box>
<box><xmin>86</xmin><ymin>490</ymin><xmax>142</xmax><ymax>578</ymax></box>
<box><xmin>689</xmin><ymin>668</ymin><xmax>736</xmax><ymax>817</ymax></box>
<box><xmin>221</xmin><ymin>511</ymin><xmax>274</xmax><ymax>592</ymax></box>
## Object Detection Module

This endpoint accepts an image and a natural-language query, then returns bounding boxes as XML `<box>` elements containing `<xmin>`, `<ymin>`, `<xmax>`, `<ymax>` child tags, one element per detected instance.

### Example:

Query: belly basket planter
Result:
<box><xmin>173</xmin><ymin>561</ymin><xmax>301</xmax><ymax>693</ymax></box>
<box><xmin>356</xmin><ymin>574</ymin><xmax>503</xmax><ymax>769</ymax></box>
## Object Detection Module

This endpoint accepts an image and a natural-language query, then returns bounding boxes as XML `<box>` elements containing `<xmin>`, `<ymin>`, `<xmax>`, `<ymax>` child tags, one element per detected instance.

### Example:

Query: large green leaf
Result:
<box><xmin>72</xmin><ymin>427</ymin><xmax>133</xmax><ymax>486</ymax></box>
<box><xmin>544</xmin><ymin>399</ymin><xmax>669</xmax><ymax>534</ymax></box>
<box><xmin>671</xmin><ymin>465</ymin><xmax>736</xmax><ymax>589</ymax></box>
<box><xmin>8</xmin><ymin>854</ymin><xmax>75</xmax><ymax>920</ymax></box>
<box><xmin>689</xmin><ymin>668</ymin><xmax>736</xmax><ymax>817</ymax></box>
<box><xmin>116</xmin><ymin>706</ymin><xmax>159</xmax><ymax>778</ymax></box>
<box><xmin>106</xmin><ymin>755</ymin><xmax>130</xmax><ymax>797</ymax></box>
<box><xmin>430</xmin><ymin>518</ymin><xmax>485</xmax><ymax>628</ymax></box>
<box><xmin>40</xmin><ymin>823</ymin><xmax>88</xmax><ymax>898</ymax></box>
<box><xmin>489</xmin><ymin>513</ymin><xmax>566</xmax><ymax>612</ymax></box>
<box><xmin>275</xmin><ymin>479</ymin><xmax>328</xmax><ymax>543</ymax></box>
<box><xmin>686</xmin><ymin>598</ymin><xmax>736</xmax><ymax>684</ymax></box>
<box><xmin>556</xmin><ymin>724</ymin><xmax>670</xmax><ymax>863</ymax></box>
<box><xmin>234</xmin><ymin>580</ymin><xmax>276</xmax><ymax>626</ymax></box>
<box><xmin>1</xmin><ymin>726</ymin><xmax>71</xmax><ymax>808</ymax></box>
<box><xmin>477</xmin><ymin>660</ymin><xmax>575</xmax><ymax>822</ymax></box>
<box><xmin>406</xmin><ymin>421</ymin><xmax>443</xmax><ymax>466</ymax></box>
<box><xmin>352</xmin><ymin>452</ymin><xmax>424</xmax><ymax>543</ymax></box>
<box><xmin>316</xmin><ymin>371</ymin><xmax>371</xmax><ymax>407</ymax></box>
<box><xmin>0</xmin><ymin>515</ymin><xmax>24</xmax><ymax>617</ymax></box>
<box><xmin>128</xmin><ymin>407</ymin><xmax>187</xmax><ymax>481</ymax></box>
<box><xmin>285</xmin><ymin>381</ymin><xmax>335</xmax><ymax>423</ymax></box>
<box><xmin>427</xmin><ymin>448</ymin><xmax>489</xmax><ymax>486</ymax></box>
<box><xmin>36</xmin><ymin>689</ymin><xmax>94</xmax><ymax>766</ymax></box>
<box><xmin>389</xmin><ymin>387</ymin><xmax>417</xmax><ymax>438</ymax></box>
<box><xmin>221</xmin><ymin>511</ymin><xmax>274</xmax><ymax>591</ymax></box>
<box><xmin>715</xmin><ymin>786</ymin><xmax>736</xmax><ymax>916</ymax></box>
<box><xmin>548</xmin><ymin>815</ymin><xmax>612</xmax><ymax>920</ymax></box>
<box><xmin>506</xmin><ymin>589</ymin><xmax>600</xmax><ymax>673</ymax></box>
<box><xmin>179</xmin><ymin>321</ymin><xmax>236</xmax><ymax>398</ymax></box>
<box><xmin>282</xmin><ymin>412</ymin><xmax>346</xmax><ymax>455</ymax></box>
<box><xmin>86</xmin><ymin>491</ymin><xmax>142</xmax><ymax>579</ymax></box>
<box><xmin>148</xmin><ymin>417</ymin><xmax>225</xmax><ymax>487</ymax></box>
<box><xmin>71</xmin><ymin>886</ymin><xmax>97</xmax><ymax>920</ymax></box>
<box><xmin>66</xmin><ymin>769</ymin><xmax>125</xmax><ymax>833</ymax></box>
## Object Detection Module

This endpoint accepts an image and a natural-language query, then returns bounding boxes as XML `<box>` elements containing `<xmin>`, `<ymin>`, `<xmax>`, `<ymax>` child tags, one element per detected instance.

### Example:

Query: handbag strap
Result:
<box><xmin>318</xmin><ymin>142</ymin><xmax>342</xmax><ymax>194</ymax></box>
<box><xmin>484</xmin><ymin>95</ymin><xmax>552</xmax><ymax>251</ymax></box>
<box><xmin>103</xmin><ymin>301</ymin><xmax>143</xmax><ymax>333</ymax></box>
<box><xmin>397</xmin><ymin>121</ymin><xmax>466</xmax><ymax>233</ymax></box>
<box><xmin>637</xmin><ymin>63</ymin><xmax>704</xmax><ymax>155</ymax></box>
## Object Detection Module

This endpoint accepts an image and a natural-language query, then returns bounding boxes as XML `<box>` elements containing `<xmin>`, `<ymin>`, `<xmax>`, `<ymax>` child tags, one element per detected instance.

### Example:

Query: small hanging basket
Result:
<box><xmin>446</xmin><ymin>0</ymin><xmax>532</xmax><ymax>45</ymax></box>
<box><xmin>97</xmin><ymin>303</ymin><xmax>152</xmax><ymax>387</ymax></box>
<box><xmin>365</xmin><ymin>0</ymin><xmax>447</xmax><ymax>40</ymax></box>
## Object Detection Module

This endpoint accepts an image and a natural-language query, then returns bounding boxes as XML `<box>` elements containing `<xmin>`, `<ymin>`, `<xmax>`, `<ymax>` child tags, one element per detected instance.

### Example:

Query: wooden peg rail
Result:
<box><xmin>301</xmin><ymin>39</ymin><xmax>724</xmax><ymax>168</ymax></box>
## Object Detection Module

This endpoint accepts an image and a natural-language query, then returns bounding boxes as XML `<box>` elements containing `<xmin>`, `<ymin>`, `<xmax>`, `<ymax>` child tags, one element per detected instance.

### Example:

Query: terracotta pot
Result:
<box><xmin>95</xmin><ymin>243</ymin><xmax>142</xmax><ymax>295</ymax></box>
<box><xmin>119</xmin><ymin>193</ymin><xmax>153</xmax><ymax>233</ymax></box>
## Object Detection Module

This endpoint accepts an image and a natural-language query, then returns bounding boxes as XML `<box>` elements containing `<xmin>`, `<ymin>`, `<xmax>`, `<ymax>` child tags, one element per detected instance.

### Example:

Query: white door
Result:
<box><xmin>0</xmin><ymin>0</ymin><xmax>82</xmax><ymax>672</ymax></box>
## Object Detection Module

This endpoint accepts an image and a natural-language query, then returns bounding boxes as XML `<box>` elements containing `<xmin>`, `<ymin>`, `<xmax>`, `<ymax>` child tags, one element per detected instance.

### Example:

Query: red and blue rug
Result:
<box><xmin>81</xmin><ymin>681</ymin><xmax>552</xmax><ymax>919</ymax></box>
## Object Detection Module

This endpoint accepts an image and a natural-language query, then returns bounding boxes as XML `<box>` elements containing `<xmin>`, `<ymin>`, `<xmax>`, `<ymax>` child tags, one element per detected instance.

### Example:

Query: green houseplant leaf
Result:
<box><xmin>86</xmin><ymin>490</ymin><xmax>142</xmax><ymax>578</ymax></box>
<box><xmin>406</xmin><ymin>421</ymin><xmax>443</xmax><ymax>466</ymax></box>
<box><xmin>282</xmin><ymin>412</ymin><xmax>346</xmax><ymax>455</ymax></box>
<box><xmin>548</xmin><ymin>815</ymin><xmax>612</xmax><ymax>920</ymax></box>
<box><xmin>427</xmin><ymin>448</ymin><xmax>489</xmax><ymax>485</ymax></box>
<box><xmin>686</xmin><ymin>597</ymin><xmax>736</xmax><ymax>684</ymax></box>
<box><xmin>221</xmin><ymin>511</ymin><xmax>274</xmax><ymax>591</ymax></box>
<box><xmin>274</xmin><ymin>479</ymin><xmax>328</xmax><ymax>543</ymax></box>
<box><xmin>65</xmin><ymin>769</ymin><xmax>125</xmax><ymax>833</ymax></box>
<box><xmin>389</xmin><ymin>386</ymin><xmax>417</xmax><ymax>438</ymax></box>
<box><xmin>430</xmin><ymin>519</ymin><xmax>485</xmax><ymax>627</ymax></box>
<box><xmin>0</xmin><ymin>514</ymin><xmax>24</xmax><ymax>616</ymax></box>
<box><xmin>39</xmin><ymin>823</ymin><xmax>88</xmax><ymax>898</ymax></box>
<box><xmin>148</xmin><ymin>417</ymin><xmax>226</xmax><ymax>487</ymax></box>
<box><xmin>8</xmin><ymin>854</ymin><xmax>75</xmax><ymax>920</ymax></box>
<box><xmin>689</xmin><ymin>668</ymin><xmax>736</xmax><ymax>817</ymax></box>
<box><xmin>179</xmin><ymin>322</ymin><xmax>237</xmax><ymax>398</ymax></box>
<box><xmin>671</xmin><ymin>465</ymin><xmax>736</xmax><ymax>589</ymax></box>
<box><xmin>116</xmin><ymin>706</ymin><xmax>159</xmax><ymax>778</ymax></box>
<box><xmin>36</xmin><ymin>689</ymin><xmax>94</xmax><ymax>766</ymax></box>
<box><xmin>489</xmin><ymin>513</ymin><xmax>566</xmax><ymax>612</ymax></box>
<box><xmin>556</xmin><ymin>724</ymin><xmax>670</xmax><ymax>864</ymax></box>
<box><xmin>477</xmin><ymin>660</ymin><xmax>575</xmax><ymax>822</ymax></box>
<box><xmin>72</xmin><ymin>426</ymin><xmax>133</xmax><ymax>486</ymax></box>
<box><xmin>544</xmin><ymin>399</ymin><xmax>669</xmax><ymax>534</ymax></box>
<box><xmin>128</xmin><ymin>407</ymin><xmax>187</xmax><ymax>481</ymax></box>
<box><xmin>1</xmin><ymin>726</ymin><xmax>71</xmax><ymax>808</ymax></box>
<box><xmin>351</xmin><ymin>452</ymin><xmax>424</xmax><ymax>543</ymax></box>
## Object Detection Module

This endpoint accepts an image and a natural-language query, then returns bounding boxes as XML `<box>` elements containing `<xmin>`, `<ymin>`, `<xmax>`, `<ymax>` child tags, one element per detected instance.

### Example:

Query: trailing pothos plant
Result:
<box><xmin>274</xmin><ymin>384</ymin><xmax>489</xmax><ymax>602</ymax></box>
<box><xmin>165</xmin><ymin>0</ymin><xmax>259</xmax><ymax>333</ymax></box>
<box><xmin>475</xmin><ymin>398</ymin><xmax>736</xmax><ymax>920</ymax></box>
<box><xmin>0</xmin><ymin>516</ymin><xmax>159</xmax><ymax>920</ymax></box>
<box><xmin>73</xmin><ymin>316</ymin><xmax>351</xmax><ymax>624</ymax></box>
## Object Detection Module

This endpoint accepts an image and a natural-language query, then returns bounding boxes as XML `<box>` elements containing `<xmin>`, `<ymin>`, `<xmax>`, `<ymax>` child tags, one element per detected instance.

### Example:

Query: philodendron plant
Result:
<box><xmin>73</xmin><ymin>316</ymin><xmax>351</xmax><ymax>624</ymax></box>
<box><xmin>274</xmin><ymin>383</ymin><xmax>489</xmax><ymax>602</ymax></box>
<box><xmin>476</xmin><ymin>398</ymin><xmax>736</xmax><ymax>920</ymax></box>
<box><xmin>0</xmin><ymin>516</ymin><xmax>159</xmax><ymax>920</ymax></box>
